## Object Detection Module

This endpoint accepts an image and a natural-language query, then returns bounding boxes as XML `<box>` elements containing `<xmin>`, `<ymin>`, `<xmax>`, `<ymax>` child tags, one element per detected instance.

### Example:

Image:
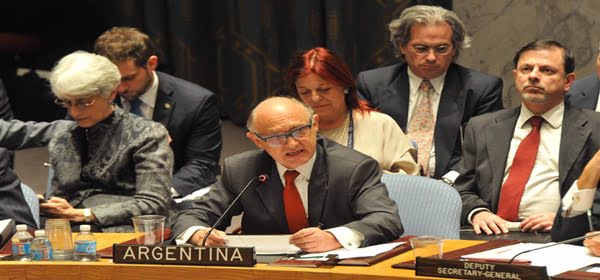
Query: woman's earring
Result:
<box><xmin>344</xmin><ymin>88</ymin><xmax>350</xmax><ymax>94</ymax></box>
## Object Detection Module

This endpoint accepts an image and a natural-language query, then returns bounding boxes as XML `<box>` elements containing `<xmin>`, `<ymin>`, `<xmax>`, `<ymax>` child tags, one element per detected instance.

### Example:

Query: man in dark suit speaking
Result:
<box><xmin>171</xmin><ymin>97</ymin><xmax>402</xmax><ymax>253</ymax></box>
<box><xmin>94</xmin><ymin>27</ymin><xmax>222</xmax><ymax>199</ymax></box>
<box><xmin>455</xmin><ymin>40</ymin><xmax>600</xmax><ymax>236</ymax></box>
<box><xmin>357</xmin><ymin>5</ymin><xmax>503</xmax><ymax>181</ymax></box>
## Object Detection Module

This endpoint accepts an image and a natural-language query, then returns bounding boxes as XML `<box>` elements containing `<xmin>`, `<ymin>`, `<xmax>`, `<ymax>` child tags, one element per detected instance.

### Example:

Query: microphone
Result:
<box><xmin>508</xmin><ymin>231</ymin><xmax>600</xmax><ymax>264</ymax></box>
<box><xmin>201</xmin><ymin>174</ymin><xmax>269</xmax><ymax>247</ymax></box>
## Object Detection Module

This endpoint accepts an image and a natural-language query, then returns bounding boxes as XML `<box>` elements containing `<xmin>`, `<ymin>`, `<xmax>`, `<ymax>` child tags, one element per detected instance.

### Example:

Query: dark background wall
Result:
<box><xmin>0</xmin><ymin>0</ymin><xmax>449</xmax><ymax>124</ymax></box>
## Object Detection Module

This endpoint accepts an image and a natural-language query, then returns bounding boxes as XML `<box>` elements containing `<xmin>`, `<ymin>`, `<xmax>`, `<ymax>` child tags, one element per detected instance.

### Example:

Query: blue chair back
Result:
<box><xmin>20</xmin><ymin>183</ymin><xmax>40</xmax><ymax>228</ymax></box>
<box><xmin>381</xmin><ymin>174</ymin><xmax>461</xmax><ymax>239</ymax></box>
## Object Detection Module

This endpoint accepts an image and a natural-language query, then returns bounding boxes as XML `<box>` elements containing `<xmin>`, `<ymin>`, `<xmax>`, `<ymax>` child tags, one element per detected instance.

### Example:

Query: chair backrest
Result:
<box><xmin>381</xmin><ymin>174</ymin><xmax>461</xmax><ymax>239</ymax></box>
<box><xmin>20</xmin><ymin>183</ymin><xmax>40</xmax><ymax>228</ymax></box>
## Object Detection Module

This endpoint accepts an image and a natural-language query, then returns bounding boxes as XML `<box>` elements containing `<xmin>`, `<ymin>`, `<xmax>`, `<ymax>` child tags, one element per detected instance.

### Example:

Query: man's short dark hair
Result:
<box><xmin>513</xmin><ymin>40</ymin><xmax>575</xmax><ymax>74</ymax></box>
<box><xmin>94</xmin><ymin>27</ymin><xmax>156</xmax><ymax>67</ymax></box>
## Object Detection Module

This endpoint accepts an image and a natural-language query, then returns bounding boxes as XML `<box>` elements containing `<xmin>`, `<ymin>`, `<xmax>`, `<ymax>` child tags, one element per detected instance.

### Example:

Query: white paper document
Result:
<box><xmin>0</xmin><ymin>219</ymin><xmax>14</xmax><ymax>247</ymax></box>
<box><xmin>300</xmin><ymin>242</ymin><xmax>404</xmax><ymax>260</ymax></box>
<box><xmin>225</xmin><ymin>235</ymin><xmax>300</xmax><ymax>255</ymax></box>
<box><xmin>462</xmin><ymin>243</ymin><xmax>600</xmax><ymax>276</ymax></box>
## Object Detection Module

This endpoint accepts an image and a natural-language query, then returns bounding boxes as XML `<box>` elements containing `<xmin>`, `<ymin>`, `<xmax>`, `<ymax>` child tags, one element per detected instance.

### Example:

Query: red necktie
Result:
<box><xmin>497</xmin><ymin>116</ymin><xmax>543</xmax><ymax>221</ymax></box>
<box><xmin>283</xmin><ymin>170</ymin><xmax>308</xmax><ymax>233</ymax></box>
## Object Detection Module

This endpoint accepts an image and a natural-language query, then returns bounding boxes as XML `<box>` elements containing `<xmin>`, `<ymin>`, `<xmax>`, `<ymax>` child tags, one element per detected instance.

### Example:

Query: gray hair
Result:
<box><xmin>389</xmin><ymin>5</ymin><xmax>471</xmax><ymax>61</ymax></box>
<box><xmin>246</xmin><ymin>96</ymin><xmax>314</xmax><ymax>132</ymax></box>
<box><xmin>49</xmin><ymin>51</ymin><xmax>121</xmax><ymax>99</ymax></box>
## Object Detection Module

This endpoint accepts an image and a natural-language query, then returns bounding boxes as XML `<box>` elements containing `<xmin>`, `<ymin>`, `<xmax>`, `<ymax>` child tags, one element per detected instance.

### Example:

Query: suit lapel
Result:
<box><xmin>486</xmin><ymin>108</ymin><xmax>520</xmax><ymax>210</ymax></box>
<box><xmin>559</xmin><ymin>106</ymin><xmax>591</xmax><ymax>193</ymax></box>
<box><xmin>307</xmin><ymin>141</ymin><xmax>328</xmax><ymax>227</ymax></box>
<box><xmin>434</xmin><ymin>65</ymin><xmax>464</xmax><ymax>177</ymax></box>
<box><xmin>254</xmin><ymin>155</ymin><xmax>288</xmax><ymax>231</ymax></box>
<box><xmin>386</xmin><ymin>66</ymin><xmax>410</xmax><ymax>130</ymax></box>
<box><xmin>152</xmin><ymin>72</ymin><xmax>175</xmax><ymax>127</ymax></box>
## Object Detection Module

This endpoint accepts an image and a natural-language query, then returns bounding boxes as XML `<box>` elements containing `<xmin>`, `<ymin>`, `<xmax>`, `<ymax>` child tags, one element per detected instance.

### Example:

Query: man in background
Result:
<box><xmin>94</xmin><ymin>27</ymin><xmax>222</xmax><ymax>201</ymax></box>
<box><xmin>455</xmin><ymin>40</ymin><xmax>600</xmax><ymax>235</ymax></box>
<box><xmin>357</xmin><ymin>5</ymin><xmax>503</xmax><ymax>182</ymax></box>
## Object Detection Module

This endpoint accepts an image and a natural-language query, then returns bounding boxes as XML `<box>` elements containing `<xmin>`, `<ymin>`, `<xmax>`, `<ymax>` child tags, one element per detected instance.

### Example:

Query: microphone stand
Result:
<box><xmin>508</xmin><ymin>231</ymin><xmax>600</xmax><ymax>264</ymax></box>
<box><xmin>201</xmin><ymin>175</ymin><xmax>268</xmax><ymax>247</ymax></box>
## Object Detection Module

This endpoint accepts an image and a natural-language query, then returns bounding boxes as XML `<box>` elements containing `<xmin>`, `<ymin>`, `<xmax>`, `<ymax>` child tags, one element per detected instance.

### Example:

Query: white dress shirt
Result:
<box><xmin>177</xmin><ymin>152</ymin><xmax>364</xmax><ymax>249</ymax></box>
<box><xmin>561</xmin><ymin>183</ymin><xmax>597</xmax><ymax>217</ymax></box>
<box><xmin>406</xmin><ymin>68</ymin><xmax>446</xmax><ymax>177</ymax></box>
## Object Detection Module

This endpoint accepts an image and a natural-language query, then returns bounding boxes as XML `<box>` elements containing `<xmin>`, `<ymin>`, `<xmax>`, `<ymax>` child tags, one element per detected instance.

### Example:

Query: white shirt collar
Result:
<box><xmin>517</xmin><ymin>102</ymin><xmax>564</xmax><ymax>129</ymax></box>
<box><xmin>275</xmin><ymin>151</ymin><xmax>317</xmax><ymax>182</ymax></box>
<box><xmin>407</xmin><ymin>67</ymin><xmax>446</xmax><ymax>96</ymax></box>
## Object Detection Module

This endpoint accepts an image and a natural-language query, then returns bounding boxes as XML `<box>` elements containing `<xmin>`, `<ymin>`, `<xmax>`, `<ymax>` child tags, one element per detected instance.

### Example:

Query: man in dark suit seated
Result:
<box><xmin>455</xmin><ymin>40</ymin><xmax>600</xmax><ymax>236</ymax></box>
<box><xmin>566</xmin><ymin>42</ymin><xmax>600</xmax><ymax>110</ymax></box>
<box><xmin>171</xmin><ymin>97</ymin><xmax>403</xmax><ymax>253</ymax></box>
<box><xmin>94</xmin><ymin>27</ymin><xmax>222</xmax><ymax>200</ymax></box>
<box><xmin>357</xmin><ymin>5</ymin><xmax>503</xmax><ymax>182</ymax></box>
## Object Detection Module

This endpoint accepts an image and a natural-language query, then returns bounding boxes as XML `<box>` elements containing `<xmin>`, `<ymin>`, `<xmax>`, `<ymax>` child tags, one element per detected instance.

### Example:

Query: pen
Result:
<box><xmin>588</xmin><ymin>210</ymin><xmax>594</xmax><ymax>232</ymax></box>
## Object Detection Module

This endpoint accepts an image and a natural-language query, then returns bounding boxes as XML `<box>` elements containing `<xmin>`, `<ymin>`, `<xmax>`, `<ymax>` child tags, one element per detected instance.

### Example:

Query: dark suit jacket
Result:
<box><xmin>0</xmin><ymin>148</ymin><xmax>37</xmax><ymax>228</ymax></box>
<box><xmin>566</xmin><ymin>74</ymin><xmax>600</xmax><ymax>110</ymax></box>
<box><xmin>357</xmin><ymin>63</ymin><xmax>503</xmax><ymax>178</ymax></box>
<box><xmin>454</xmin><ymin>105</ymin><xmax>600</xmax><ymax>225</ymax></box>
<box><xmin>552</xmin><ymin>210</ymin><xmax>600</xmax><ymax>244</ymax></box>
<box><xmin>171</xmin><ymin>137</ymin><xmax>403</xmax><ymax>247</ymax></box>
<box><xmin>118</xmin><ymin>72</ymin><xmax>222</xmax><ymax>197</ymax></box>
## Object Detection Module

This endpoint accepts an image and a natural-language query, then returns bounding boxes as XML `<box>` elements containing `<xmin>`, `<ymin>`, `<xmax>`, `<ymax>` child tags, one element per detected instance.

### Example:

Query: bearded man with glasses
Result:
<box><xmin>172</xmin><ymin>96</ymin><xmax>402</xmax><ymax>253</ymax></box>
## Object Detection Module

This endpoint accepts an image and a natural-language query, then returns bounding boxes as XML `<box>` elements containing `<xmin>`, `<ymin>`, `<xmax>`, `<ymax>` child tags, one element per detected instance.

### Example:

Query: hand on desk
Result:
<box><xmin>472</xmin><ymin>211</ymin><xmax>554</xmax><ymax>235</ymax></box>
<box><xmin>583</xmin><ymin>231</ymin><xmax>600</xmax><ymax>256</ymax></box>
<box><xmin>190</xmin><ymin>228</ymin><xmax>227</xmax><ymax>246</ymax></box>
<box><xmin>289</xmin><ymin>227</ymin><xmax>342</xmax><ymax>253</ymax></box>
<box><xmin>472</xmin><ymin>211</ymin><xmax>509</xmax><ymax>235</ymax></box>
<box><xmin>520</xmin><ymin>212</ymin><xmax>554</xmax><ymax>232</ymax></box>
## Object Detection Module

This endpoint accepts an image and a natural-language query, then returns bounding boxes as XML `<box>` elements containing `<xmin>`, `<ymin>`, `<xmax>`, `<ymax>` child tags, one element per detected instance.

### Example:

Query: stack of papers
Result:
<box><xmin>225</xmin><ymin>235</ymin><xmax>300</xmax><ymax>255</ymax></box>
<box><xmin>462</xmin><ymin>242</ymin><xmax>600</xmax><ymax>276</ymax></box>
<box><xmin>0</xmin><ymin>219</ymin><xmax>15</xmax><ymax>257</ymax></box>
<box><xmin>299</xmin><ymin>242</ymin><xmax>404</xmax><ymax>260</ymax></box>
<box><xmin>0</xmin><ymin>219</ymin><xmax>14</xmax><ymax>247</ymax></box>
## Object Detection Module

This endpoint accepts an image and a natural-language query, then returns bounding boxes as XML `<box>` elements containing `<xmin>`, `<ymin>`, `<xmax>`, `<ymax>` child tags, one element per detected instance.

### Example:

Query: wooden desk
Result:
<box><xmin>0</xmin><ymin>233</ymin><xmax>485</xmax><ymax>280</ymax></box>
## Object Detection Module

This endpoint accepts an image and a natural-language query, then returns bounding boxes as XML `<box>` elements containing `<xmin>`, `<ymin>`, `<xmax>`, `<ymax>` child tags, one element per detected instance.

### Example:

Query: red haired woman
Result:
<box><xmin>288</xmin><ymin>47</ymin><xmax>418</xmax><ymax>175</ymax></box>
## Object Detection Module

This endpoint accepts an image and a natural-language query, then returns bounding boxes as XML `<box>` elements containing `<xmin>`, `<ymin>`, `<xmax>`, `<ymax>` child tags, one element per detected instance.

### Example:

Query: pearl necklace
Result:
<box><xmin>331</xmin><ymin>112</ymin><xmax>350</xmax><ymax>145</ymax></box>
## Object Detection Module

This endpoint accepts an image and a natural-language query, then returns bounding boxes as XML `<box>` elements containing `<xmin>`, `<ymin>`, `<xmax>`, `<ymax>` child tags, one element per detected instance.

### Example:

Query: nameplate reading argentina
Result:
<box><xmin>113</xmin><ymin>244</ymin><xmax>256</xmax><ymax>267</ymax></box>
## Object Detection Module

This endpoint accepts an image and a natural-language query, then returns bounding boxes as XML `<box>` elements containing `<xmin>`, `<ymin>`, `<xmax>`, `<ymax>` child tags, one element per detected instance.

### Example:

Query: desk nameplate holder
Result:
<box><xmin>113</xmin><ymin>244</ymin><xmax>256</xmax><ymax>267</ymax></box>
<box><xmin>415</xmin><ymin>257</ymin><xmax>549</xmax><ymax>280</ymax></box>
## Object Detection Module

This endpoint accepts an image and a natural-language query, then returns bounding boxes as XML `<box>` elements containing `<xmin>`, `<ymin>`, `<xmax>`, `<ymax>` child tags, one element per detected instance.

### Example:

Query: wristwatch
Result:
<box><xmin>83</xmin><ymin>208</ymin><xmax>93</xmax><ymax>223</ymax></box>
